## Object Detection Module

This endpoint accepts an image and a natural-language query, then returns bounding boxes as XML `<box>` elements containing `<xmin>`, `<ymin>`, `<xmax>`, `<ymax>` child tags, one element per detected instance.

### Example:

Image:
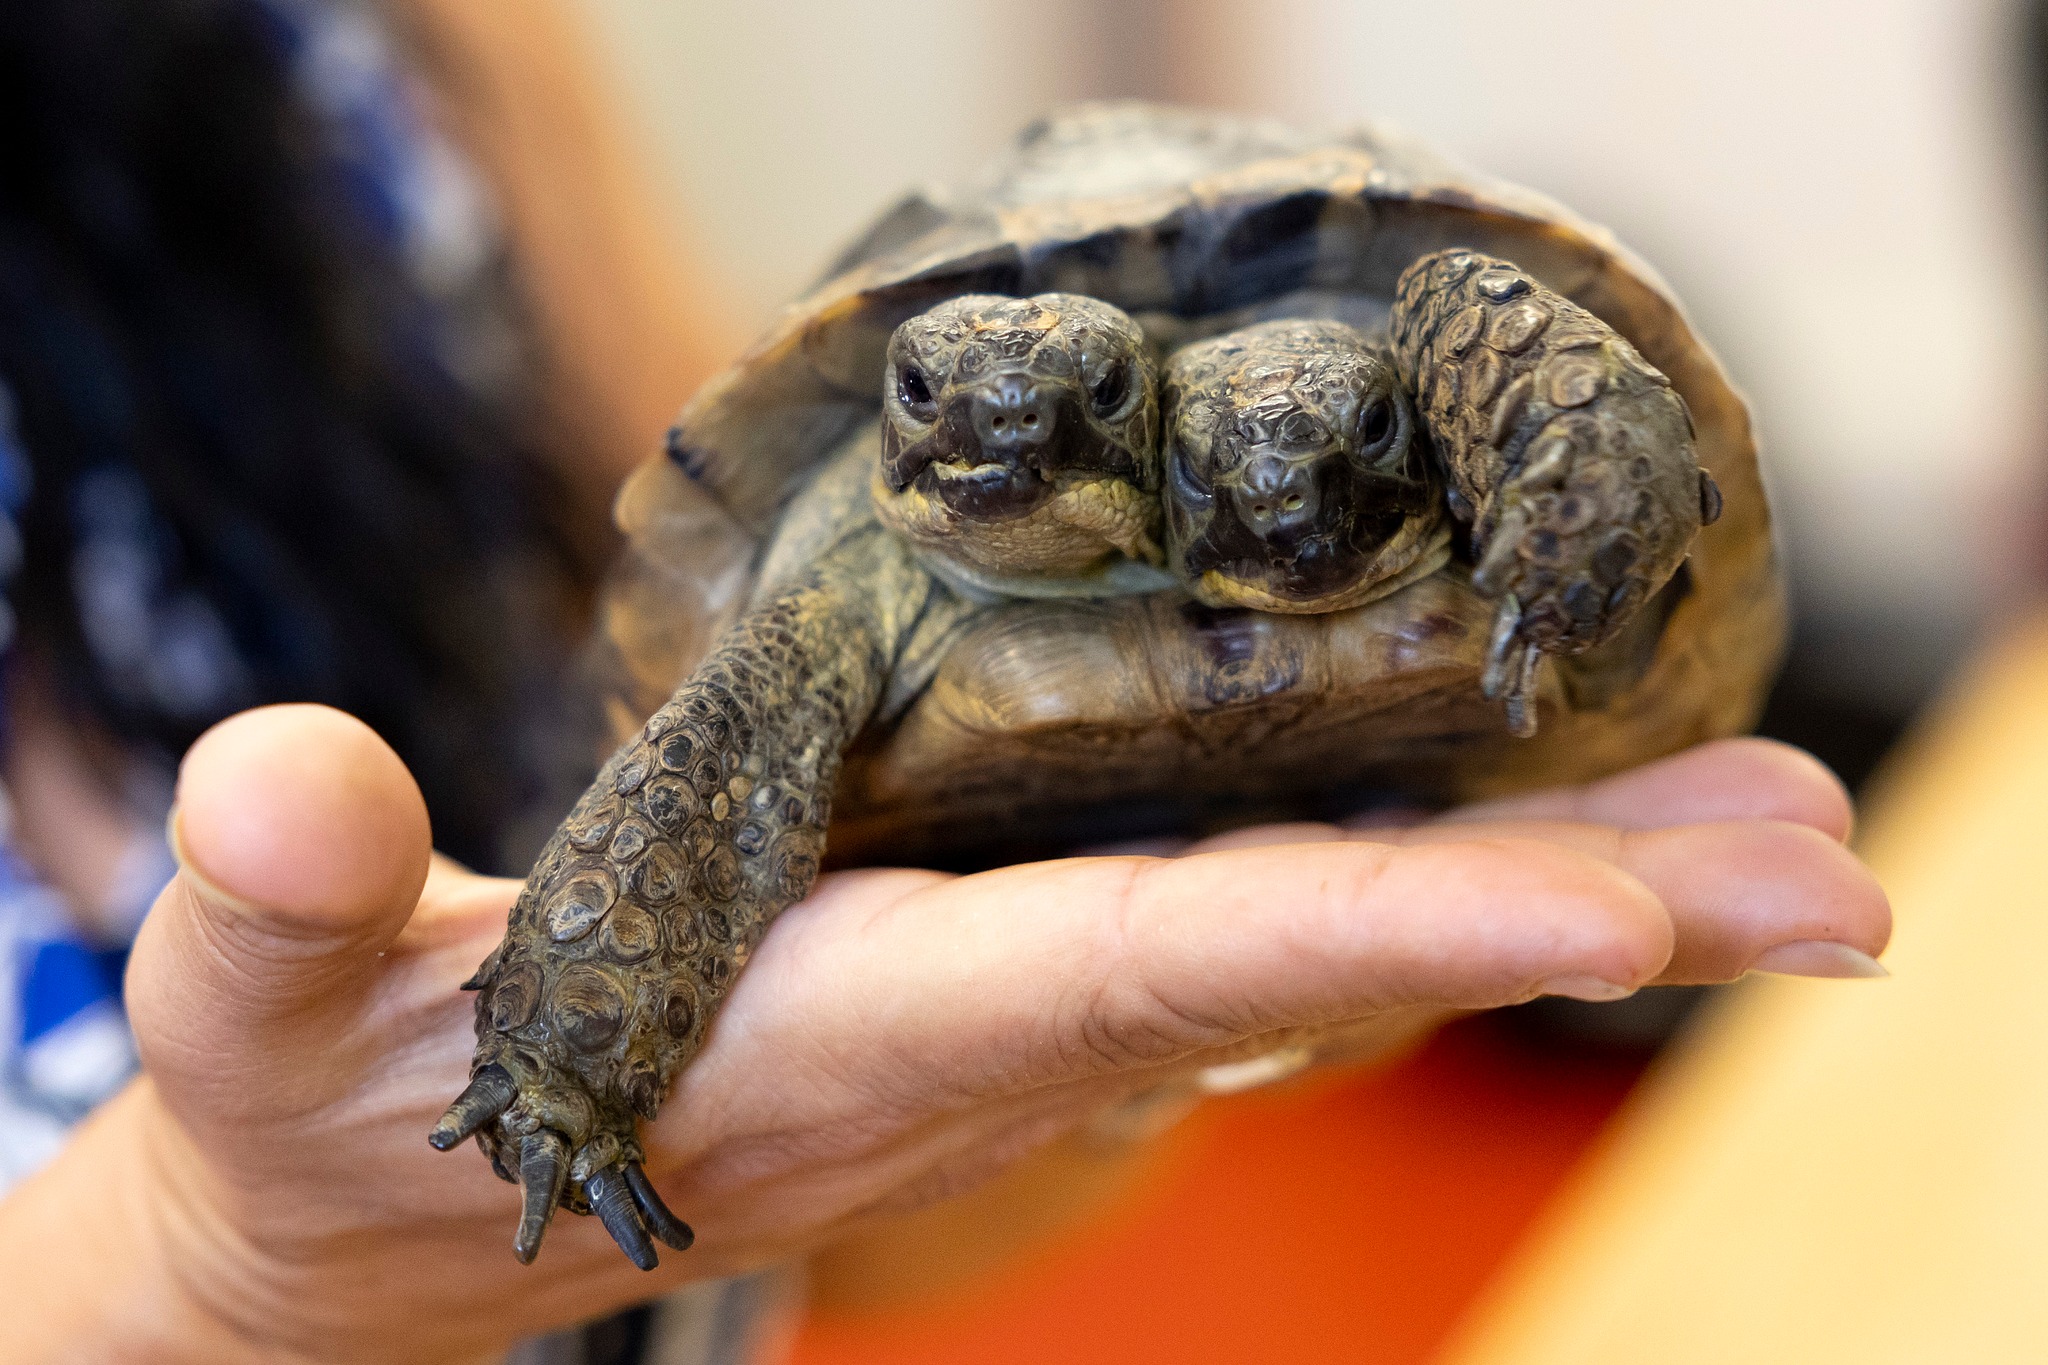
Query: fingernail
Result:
<box><xmin>165</xmin><ymin>804</ymin><xmax>265</xmax><ymax>918</ymax></box>
<box><xmin>1748</xmin><ymin>940</ymin><xmax>1889</xmax><ymax>979</ymax></box>
<box><xmin>1536</xmin><ymin>974</ymin><xmax>1637</xmax><ymax>1002</ymax></box>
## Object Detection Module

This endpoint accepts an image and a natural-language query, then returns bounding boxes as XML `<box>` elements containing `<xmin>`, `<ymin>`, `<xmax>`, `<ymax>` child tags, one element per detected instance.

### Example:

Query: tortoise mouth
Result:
<box><xmin>911</xmin><ymin>458</ymin><xmax>1054</xmax><ymax>520</ymax></box>
<box><xmin>1190</xmin><ymin>518</ymin><xmax>1450</xmax><ymax>612</ymax></box>
<box><xmin>1188</xmin><ymin>514</ymin><xmax>1410</xmax><ymax>605</ymax></box>
<box><xmin>1174</xmin><ymin>467</ymin><xmax>1448</xmax><ymax>612</ymax></box>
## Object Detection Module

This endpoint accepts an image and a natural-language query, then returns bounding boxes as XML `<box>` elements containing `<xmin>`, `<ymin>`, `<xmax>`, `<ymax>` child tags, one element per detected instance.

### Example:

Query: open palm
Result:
<box><xmin>0</xmin><ymin>706</ymin><xmax>1887</xmax><ymax>1364</ymax></box>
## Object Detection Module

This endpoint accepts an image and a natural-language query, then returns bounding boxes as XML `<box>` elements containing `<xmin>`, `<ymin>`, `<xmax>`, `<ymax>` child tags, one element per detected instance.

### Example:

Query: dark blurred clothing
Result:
<box><xmin>0</xmin><ymin>0</ymin><xmax>584</xmax><ymax>872</ymax></box>
<box><xmin>0</xmin><ymin>0</ymin><xmax>588</xmax><ymax>1190</ymax></box>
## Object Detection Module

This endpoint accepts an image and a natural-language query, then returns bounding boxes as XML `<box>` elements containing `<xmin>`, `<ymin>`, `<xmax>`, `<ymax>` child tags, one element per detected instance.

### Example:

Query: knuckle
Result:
<box><xmin>1070</xmin><ymin>977</ymin><xmax>1231</xmax><ymax>1072</ymax></box>
<box><xmin>1054</xmin><ymin>860</ymin><xmax>1253</xmax><ymax>1076</ymax></box>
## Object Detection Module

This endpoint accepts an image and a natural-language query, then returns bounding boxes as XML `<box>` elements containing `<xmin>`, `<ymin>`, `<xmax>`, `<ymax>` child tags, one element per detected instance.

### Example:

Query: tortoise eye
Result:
<box><xmin>1090</xmin><ymin>359</ymin><xmax>1130</xmax><ymax>416</ymax></box>
<box><xmin>1359</xmin><ymin>397</ymin><xmax>1394</xmax><ymax>453</ymax></box>
<box><xmin>898</xmin><ymin>365</ymin><xmax>936</xmax><ymax>417</ymax></box>
<box><xmin>1167</xmin><ymin>439</ymin><xmax>1213</xmax><ymax>506</ymax></box>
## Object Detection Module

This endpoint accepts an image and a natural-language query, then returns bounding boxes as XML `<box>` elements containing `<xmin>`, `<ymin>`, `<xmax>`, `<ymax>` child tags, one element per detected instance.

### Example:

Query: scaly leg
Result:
<box><xmin>431</xmin><ymin>520</ymin><xmax>935</xmax><ymax>1267</ymax></box>
<box><xmin>1389</xmin><ymin>250</ymin><xmax>1720</xmax><ymax>736</ymax></box>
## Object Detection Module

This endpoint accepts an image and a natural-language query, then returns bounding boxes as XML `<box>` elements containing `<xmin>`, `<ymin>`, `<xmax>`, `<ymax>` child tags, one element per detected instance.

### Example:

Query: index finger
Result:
<box><xmin>1435</xmin><ymin>738</ymin><xmax>1854</xmax><ymax>840</ymax></box>
<box><xmin>739</xmin><ymin>836</ymin><xmax>1677</xmax><ymax>1112</ymax></box>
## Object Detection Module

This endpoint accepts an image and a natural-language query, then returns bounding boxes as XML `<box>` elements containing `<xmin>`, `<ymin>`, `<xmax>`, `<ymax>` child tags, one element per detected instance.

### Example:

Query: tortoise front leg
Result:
<box><xmin>430</xmin><ymin>524</ymin><xmax>928</xmax><ymax>1267</ymax></box>
<box><xmin>1389</xmin><ymin>250</ymin><xmax>1718</xmax><ymax>735</ymax></box>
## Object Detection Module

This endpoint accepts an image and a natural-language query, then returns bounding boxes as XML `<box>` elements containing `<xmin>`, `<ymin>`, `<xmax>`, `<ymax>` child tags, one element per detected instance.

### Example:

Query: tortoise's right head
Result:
<box><xmin>874</xmin><ymin>294</ymin><xmax>1162</xmax><ymax>584</ymax></box>
<box><xmin>1164</xmin><ymin>320</ymin><xmax>1450</xmax><ymax>613</ymax></box>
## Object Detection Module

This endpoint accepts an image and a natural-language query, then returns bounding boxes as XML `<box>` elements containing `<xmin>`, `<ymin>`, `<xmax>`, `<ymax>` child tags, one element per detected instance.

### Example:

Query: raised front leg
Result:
<box><xmin>430</xmin><ymin>522</ymin><xmax>930</xmax><ymax>1267</ymax></box>
<box><xmin>1390</xmin><ymin>250</ymin><xmax>1718</xmax><ymax>736</ymax></box>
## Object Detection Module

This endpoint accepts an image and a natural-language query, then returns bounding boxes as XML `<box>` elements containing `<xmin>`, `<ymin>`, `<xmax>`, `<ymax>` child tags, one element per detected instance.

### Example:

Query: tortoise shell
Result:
<box><xmin>598</xmin><ymin>102</ymin><xmax>1783</xmax><ymax>864</ymax></box>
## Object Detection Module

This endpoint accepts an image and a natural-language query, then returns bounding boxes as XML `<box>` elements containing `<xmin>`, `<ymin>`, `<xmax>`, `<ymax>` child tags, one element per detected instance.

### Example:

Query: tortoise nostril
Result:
<box><xmin>972</xmin><ymin>376</ymin><xmax>1057</xmax><ymax>452</ymax></box>
<box><xmin>1232</xmin><ymin>454</ymin><xmax>1323</xmax><ymax>542</ymax></box>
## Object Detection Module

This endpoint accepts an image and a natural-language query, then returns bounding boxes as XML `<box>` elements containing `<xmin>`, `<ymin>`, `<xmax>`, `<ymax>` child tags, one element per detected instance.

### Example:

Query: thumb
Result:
<box><xmin>126</xmin><ymin>704</ymin><xmax>431</xmax><ymax>1113</ymax></box>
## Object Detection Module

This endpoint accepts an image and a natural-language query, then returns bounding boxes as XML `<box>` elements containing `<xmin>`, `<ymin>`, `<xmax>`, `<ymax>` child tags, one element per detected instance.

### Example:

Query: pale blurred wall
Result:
<box><xmin>568</xmin><ymin>0</ymin><xmax>2043</xmax><ymax>707</ymax></box>
<box><xmin>563</xmin><ymin>0</ymin><xmax>1125</xmax><ymax>324</ymax></box>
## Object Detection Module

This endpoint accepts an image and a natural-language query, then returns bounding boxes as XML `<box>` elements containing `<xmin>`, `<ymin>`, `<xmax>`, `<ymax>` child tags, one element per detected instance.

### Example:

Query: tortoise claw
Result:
<box><xmin>435</xmin><ymin>1042</ymin><xmax>705</xmax><ymax>1268</ymax></box>
<box><xmin>1501</xmin><ymin>642</ymin><xmax>1541</xmax><ymax>739</ymax></box>
<box><xmin>514</xmin><ymin>1130</ymin><xmax>570</xmax><ymax>1265</ymax></box>
<box><xmin>623</xmin><ymin>1161</ymin><xmax>695</xmax><ymax>1252</ymax></box>
<box><xmin>429</xmin><ymin>1065</ymin><xmax>516</xmax><ymax>1150</ymax></box>
<box><xmin>587</xmin><ymin>1167</ymin><xmax>659</xmax><ymax>1270</ymax></box>
<box><xmin>1481</xmin><ymin>595</ymin><xmax>1523</xmax><ymax>700</ymax></box>
<box><xmin>1699</xmin><ymin>469</ymin><xmax>1724</xmax><ymax>525</ymax></box>
<box><xmin>1473</xmin><ymin>507</ymin><xmax>1528</xmax><ymax>595</ymax></box>
<box><xmin>1481</xmin><ymin>597</ymin><xmax>1543</xmax><ymax>737</ymax></box>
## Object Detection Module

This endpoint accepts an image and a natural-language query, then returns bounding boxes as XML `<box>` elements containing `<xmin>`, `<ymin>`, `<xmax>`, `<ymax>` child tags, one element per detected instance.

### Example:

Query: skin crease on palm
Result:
<box><xmin>0</xmin><ymin>705</ymin><xmax>1889</xmax><ymax>1365</ymax></box>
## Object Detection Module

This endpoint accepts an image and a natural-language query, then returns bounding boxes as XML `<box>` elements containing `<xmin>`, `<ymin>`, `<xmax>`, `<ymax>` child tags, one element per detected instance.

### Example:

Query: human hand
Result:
<box><xmin>0</xmin><ymin>706</ymin><xmax>1887</xmax><ymax>1364</ymax></box>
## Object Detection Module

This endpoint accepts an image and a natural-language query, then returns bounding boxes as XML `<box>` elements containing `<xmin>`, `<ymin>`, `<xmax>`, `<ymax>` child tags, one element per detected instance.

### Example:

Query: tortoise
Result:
<box><xmin>429</xmin><ymin>102</ymin><xmax>1783</xmax><ymax>1268</ymax></box>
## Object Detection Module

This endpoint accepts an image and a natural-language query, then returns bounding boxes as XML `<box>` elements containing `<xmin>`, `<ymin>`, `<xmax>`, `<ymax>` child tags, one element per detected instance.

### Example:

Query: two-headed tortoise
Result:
<box><xmin>431</xmin><ymin>103</ymin><xmax>1783</xmax><ymax>1267</ymax></box>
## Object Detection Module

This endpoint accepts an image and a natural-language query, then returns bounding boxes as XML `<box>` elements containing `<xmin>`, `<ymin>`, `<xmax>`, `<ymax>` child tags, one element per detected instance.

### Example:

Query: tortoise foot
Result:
<box><xmin>1471</xmin><ymin>443</ymin><xmax>1675</xmax><ymax>738</ymax></box>
<box><xmin>1391</xmin><ymin>249</ymin><xmax>1707</xmax><ymax>738</ymax></box>
<box><xmin>432</xmin><ymin>1054</ymin><xmax>694</xmax><ymax>1268</ymax></box>
<box><xmin>1472</xmin><ymin>444</ymin><xmax>1661</xmax><ymax>651</ymax></box>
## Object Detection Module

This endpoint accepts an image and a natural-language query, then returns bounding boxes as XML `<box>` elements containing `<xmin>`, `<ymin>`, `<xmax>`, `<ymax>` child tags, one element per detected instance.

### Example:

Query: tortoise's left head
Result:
<box><xmin>874</xmin><ymin>293</ymin><xmax>1161</xmax><ymax>591</ymax></box>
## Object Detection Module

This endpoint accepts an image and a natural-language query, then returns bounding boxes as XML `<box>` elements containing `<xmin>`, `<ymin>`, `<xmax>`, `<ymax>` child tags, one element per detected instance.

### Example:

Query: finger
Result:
<box><xmin>1183</xmin><ymin>821</ymin><xmax>1353</xmax><ymax>854</ymax></box>
<box><xmin>1109</xmin><ymin>813</ymin><xmax>1419</xmax><ymax>858</ymax></box>
<box><xmin>777</xmin><ymin>839</ymin><xmax>1675</xmax><ymax>1100</ymax></box>
<box><xmin>1162</xmin><ymin>806</ymin><xmax>1887</xmax><ymax>982</ymax></box>
<box><xmin>1437</xmin><ymin>738</ymin><xmax>1853</xmax><ymax>839</ymax></box>
<box><xmin>1198</xmin><ymin>741</ymin><xmax>1847</xmax><ymax>855</ymax></box>
<box><xmin>1601</xmin><ymin>820</ymin><xmax>1889</xmax><ymax>982</ymax></box>
<box><xmin>1389</xmin><ymin>817</ymin><xmax>1891</xmax><ymax>983</ymax></box>
<box><xmin>126</xmin><ymin>704</ymin><xmax>432</xmax><ymax>1099</ymax></box>
<box><xmin>1178</xmin><ymin>803</ymin><xmax>1432</xmax><ymax>856</ymax></box>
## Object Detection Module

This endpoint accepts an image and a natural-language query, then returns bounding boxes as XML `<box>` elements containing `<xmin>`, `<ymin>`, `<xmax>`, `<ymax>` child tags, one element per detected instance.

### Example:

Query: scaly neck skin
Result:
<box><xmin>913</xmin><ymin>543</ymin><xmax>1179</xmax><ymax>604</ymax></box>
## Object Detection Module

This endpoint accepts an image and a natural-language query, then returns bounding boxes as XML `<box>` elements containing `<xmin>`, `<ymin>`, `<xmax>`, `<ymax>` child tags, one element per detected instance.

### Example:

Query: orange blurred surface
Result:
<box><xmin>788</xmin><ymin>1014</ymin><xmax>1648</xmax><ymax>1365</ymax></box>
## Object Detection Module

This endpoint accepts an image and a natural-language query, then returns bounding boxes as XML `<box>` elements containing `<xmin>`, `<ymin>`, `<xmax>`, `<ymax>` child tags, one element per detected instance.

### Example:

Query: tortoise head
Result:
<box><xmin>1164</xmin><ymin>320</ymin><xmax>1450</xmax><ymax>613</ymax></box>
<box><xmin>874</xmin><ymin>293</ymin><xmax>1162</xmax><ymax>585</ymax></box>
